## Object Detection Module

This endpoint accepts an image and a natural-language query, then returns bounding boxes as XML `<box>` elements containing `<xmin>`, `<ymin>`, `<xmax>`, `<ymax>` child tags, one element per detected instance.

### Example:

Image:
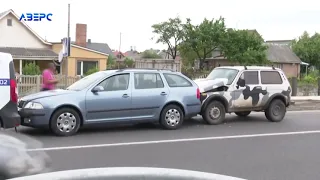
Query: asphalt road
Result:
<box><xmin>17</xmin><ymin>110</ymin><xmax>320</xmax><ymax>180</ymax></box>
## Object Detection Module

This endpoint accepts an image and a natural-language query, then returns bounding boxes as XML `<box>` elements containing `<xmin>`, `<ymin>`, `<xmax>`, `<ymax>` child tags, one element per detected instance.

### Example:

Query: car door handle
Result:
<box><xmin>160</xmin><ymin>92</ymin><xmax>167</xmax><ymax>96</ymax></box>
<box><xmin>122</xmin><ymin>94</ymin><xmax>130</xmax><ymax>98</ymax></box>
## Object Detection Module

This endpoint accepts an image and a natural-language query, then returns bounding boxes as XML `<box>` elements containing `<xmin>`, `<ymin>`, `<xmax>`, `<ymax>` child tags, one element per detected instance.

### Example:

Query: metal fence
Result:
<box><xmin>17</xmin><ymin>75</ymin><xmax>80</xmax><ymax>97</ymax></box>
<box><xmin>135</xmin><ymin>59</ymin><xmax>182</xmax><ymax>72</ymax></box>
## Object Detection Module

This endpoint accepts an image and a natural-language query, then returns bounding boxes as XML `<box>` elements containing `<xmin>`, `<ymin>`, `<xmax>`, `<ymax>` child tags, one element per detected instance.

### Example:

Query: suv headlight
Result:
<box><xmin>24</xmin><ymin>102</ymin><xmax>43</xmax><ymax>109</ymax></box>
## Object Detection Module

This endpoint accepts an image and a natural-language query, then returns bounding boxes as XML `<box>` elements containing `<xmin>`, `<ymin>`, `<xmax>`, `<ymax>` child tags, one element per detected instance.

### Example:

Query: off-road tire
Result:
<box><xmin>265</xmin><ymin>99</ymin><xmax>286</xmax><ymax>122</ymax></box>
<box><xmin>160</xmin><ymin>104</ymin><xmax>184</xmax><ymax>130</ymax></box>
<box><xmin>202</xmin><ymin>101</ymin><xmax>226</xmax><ymax>125</ymax></box>
<box><xmin>235</xmin><ymin>111</ymin><xmax>251</xmax><ymax>117</ymax></box>
<box><xmin>50</xmin><ymin>108</ymin><xmax>81</xmax><ymax>136</ymax></box>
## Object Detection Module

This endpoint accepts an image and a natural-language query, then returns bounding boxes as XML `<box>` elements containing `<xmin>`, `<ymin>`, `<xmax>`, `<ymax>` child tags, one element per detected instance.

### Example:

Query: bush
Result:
<box><xmin>22</xmin><ymin>62</ymin><xmax>41</xmax><ymax>75</ymax></box>
<box><xmin>85</xmin><ymin>67</ymin><xmax>99</xmax><ymax>76</ymax></box>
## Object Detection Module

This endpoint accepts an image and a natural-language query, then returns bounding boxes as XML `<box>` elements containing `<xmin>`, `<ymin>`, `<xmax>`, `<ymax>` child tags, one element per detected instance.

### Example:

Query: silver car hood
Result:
<box><xmin>194</xmin><ymin>78</ymin><xmax>228</xmax><ymax>93</ymax></box>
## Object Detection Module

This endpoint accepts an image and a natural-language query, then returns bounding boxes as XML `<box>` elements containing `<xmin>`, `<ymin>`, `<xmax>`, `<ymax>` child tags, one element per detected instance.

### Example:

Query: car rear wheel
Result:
<box><xmin>235</xmin><ymin>111</ymin><xmax>251</xmax><ymax>117</ymax></box>
<box><xmin>202</xmin><ymin>101</ymin><xmax>226</xmax><ymax>125</ymax></box>
<box><xmin>265</xmin><ymin>99</ymin><xmax>286</xmax><ymax>122</ymax></box>
<box><xmin>160</xmin><ymin>104</ymin><xmax>184</xmax><ymax>130</ymax></box>
<box><xmin>50</xmin><ymin>108</ymin><xmax>81</xmax><ymax>136</ymax></box>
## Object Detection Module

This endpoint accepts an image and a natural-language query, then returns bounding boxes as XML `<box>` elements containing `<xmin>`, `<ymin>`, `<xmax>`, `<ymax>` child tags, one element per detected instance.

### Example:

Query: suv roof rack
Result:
<box><xmin>115</xmin><ymin>68</ymin><xmax>174</xmax><ymax>72</ymax></box>
<box><xmin>271</xmin><ymin>65</ymin><xmax>276</xmax><ymax>70</ymax></box>
<box><xmin>244</xmin><ymin>66</ymin><xmax>247</xmax><ymax>70</ymax></box>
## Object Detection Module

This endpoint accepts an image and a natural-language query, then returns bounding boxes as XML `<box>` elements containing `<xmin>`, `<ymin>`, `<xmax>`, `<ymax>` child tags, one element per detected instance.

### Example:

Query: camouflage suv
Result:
<box><xmin>194</xmin><ymin>66</ymin><xmax>291</xmax><ymax>125</ymax></box>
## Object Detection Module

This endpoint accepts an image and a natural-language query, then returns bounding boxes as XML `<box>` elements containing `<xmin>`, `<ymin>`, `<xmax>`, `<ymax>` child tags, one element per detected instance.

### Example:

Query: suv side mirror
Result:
<box><xmin>237</xmin><ymin>78</ymin><xmax>246</xmax><ymax>87</ymax></box>
<box><xmin>92</xmin><ymin>85</ymin><xmax>104</xmax><ymax>93</ymax></box>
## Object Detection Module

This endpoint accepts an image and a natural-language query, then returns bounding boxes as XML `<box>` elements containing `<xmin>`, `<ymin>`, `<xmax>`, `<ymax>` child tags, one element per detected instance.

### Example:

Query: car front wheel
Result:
<box><xmin>265</xmin><ymin>99</ymin><xmax>286</xmax><ymax>122</ymax></box>
<box><xmin>202</xmin><ymin>101</ymin><xmax>226</xmax><ymax>125</ymax></box>
<box><xmin>50</xmin><ymin>108</ymin><xmax>81</xmax><ymax>136</ymax></box>
<box><xmin>160</xmin><ymin>104</ymin><xmax>184</xmax><ymax>130</ymax></box>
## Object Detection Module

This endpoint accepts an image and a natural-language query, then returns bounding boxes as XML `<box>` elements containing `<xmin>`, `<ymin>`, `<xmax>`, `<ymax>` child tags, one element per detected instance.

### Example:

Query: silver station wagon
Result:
<box><xmin>18</xmin><ymin>69</ymin><xmax>201</xmax><ymax>136</ymax></box>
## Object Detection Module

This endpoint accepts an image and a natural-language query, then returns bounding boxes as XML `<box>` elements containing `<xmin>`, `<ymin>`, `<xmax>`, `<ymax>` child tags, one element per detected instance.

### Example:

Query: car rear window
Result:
<box><xmin>163</xmin><ymin>73</ymin><xmax>192</xmax><ymax>87</ymax></box>
<box><xmin>260</xmin><ymin>71</ymin><xmax>283</xmax><ymax>84</ymax></box>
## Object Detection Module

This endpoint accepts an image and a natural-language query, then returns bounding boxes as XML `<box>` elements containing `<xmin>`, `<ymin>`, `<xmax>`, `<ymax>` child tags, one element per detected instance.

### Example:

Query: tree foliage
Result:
<box><xmin>151</xmin><ymin>17</ymin><xmax>184</xmax><ymax>59</ymax></box>
<box><xmin>141</xmin><ymin>50</ymin><xmax>161</xmax><ymax>59</ymax></box>
<box><xmin>292</xmin><ymin>31</ymin><xmax>320</xmax><ymax>68</ymax></box>
<box><xmin>85</xmin><ymin>67</ymin><xmax>99</xmax><ymax>76</ymax></box>
<box><xmin>180</xmin><ymin>17</ymin><xmax>226</xmax><ymax>68</ymax></box>
<box><xmin>124</xmin><ymin>57</ymin><xmax>134</xmax><ymax>67</ymax></box>
<box><xmin>23</xmin><ymin>62</ymin><xmax>41</xmax><ymax>75</ymax></box>
<box><xmin>220</xmin><ymin>29</ymin><xmax>268</xmax><ymax>65</ymax></box>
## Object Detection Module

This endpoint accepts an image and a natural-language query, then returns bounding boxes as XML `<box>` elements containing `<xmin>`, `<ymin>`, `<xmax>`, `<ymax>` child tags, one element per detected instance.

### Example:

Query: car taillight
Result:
<box><xmin>10</xmin><ymin>79</ymin><xmax>18</xmax><ymax>104</ymax></box>
<box><xmin>196</xmin><ymin>88</ymin><xmax>200</xmax><ymax>99</ymax></box>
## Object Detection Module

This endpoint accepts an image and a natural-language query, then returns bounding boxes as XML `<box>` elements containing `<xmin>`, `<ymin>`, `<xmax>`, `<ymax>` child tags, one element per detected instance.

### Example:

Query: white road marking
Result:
<box><xmin>28</xmin><ymin>130</ymin><xmax>320</xmax><ymax>152</ymax></box>
<box><xmin>287</xmin><ymin>110</ymin><xmax>320</xmax><ymax>113</ymax></box>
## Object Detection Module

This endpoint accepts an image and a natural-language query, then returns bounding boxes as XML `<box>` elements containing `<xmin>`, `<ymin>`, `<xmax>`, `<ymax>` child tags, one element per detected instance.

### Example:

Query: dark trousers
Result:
<box><xmin>41</xmin><ymin>88</ymin><xmax>50</xmax><ymax>91</ymax></box>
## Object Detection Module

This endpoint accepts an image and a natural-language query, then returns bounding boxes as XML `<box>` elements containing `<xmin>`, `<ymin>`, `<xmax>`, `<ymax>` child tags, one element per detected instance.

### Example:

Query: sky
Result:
<box><xmin>1</xmin><ymin>0</ymin><xmax>320</xmax><ymax>52</ymax></box>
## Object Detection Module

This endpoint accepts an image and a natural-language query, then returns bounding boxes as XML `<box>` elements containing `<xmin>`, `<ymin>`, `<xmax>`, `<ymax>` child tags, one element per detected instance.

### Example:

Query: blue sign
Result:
<box><xmin>19</xmin><ymin>13</ymin><xmax>52</xmax><ymax>21</ymax></box>
<box><xmin>0</xmin><ymin>79</ymin><xmax>10</xmax><ymax>86</ymax></box>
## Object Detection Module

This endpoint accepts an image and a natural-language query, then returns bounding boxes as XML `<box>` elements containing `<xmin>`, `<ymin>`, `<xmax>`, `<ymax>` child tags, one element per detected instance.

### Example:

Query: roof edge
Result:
<box><xmin>0</xmin><ymin>9</ymin><xmax>52</xmax><ymax>46</ymax></box>
<box><xmin>71</xmin><ymin>44</ymin><xmax>109</xmax><ymax>56</ymax></box>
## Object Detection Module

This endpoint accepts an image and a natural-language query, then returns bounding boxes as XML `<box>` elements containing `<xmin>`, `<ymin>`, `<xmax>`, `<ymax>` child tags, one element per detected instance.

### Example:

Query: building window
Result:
<box><xmin>77</xmin><ymin>60</ymin><xmax>98</xmax><ymax>76</ymax></box>
<box><xmin>7</xmin><ymin>19</ymin><xmax>12</xmax><ymax>26</ymax></box>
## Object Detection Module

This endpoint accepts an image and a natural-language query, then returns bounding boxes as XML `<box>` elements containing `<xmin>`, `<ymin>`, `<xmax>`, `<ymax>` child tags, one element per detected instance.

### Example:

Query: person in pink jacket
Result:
<box><xmin>41</xmin><ymin>63</ymin><xmax>58</xmax><ymax>91</ymax></box>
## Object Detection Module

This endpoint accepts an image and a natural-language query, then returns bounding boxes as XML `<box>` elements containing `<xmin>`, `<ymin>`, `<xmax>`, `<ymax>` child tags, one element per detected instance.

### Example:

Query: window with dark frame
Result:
<box><xmin>163</xmin><ymin>73</ymin><xmax>193</xmax><ymax>87</ymax></box>
<box><xmin>7</xmin><ymin>19</ymin><xmax>12</xmax><ymax>26</ymax></box>
<box><xmin>76</xmin><ymin>61</ymin><xmax>98</xmax><ymax>76</ymax></box>
<box><xmin>134</xmin><ymin>73</ymin><xmax>164</xmax><ymax>89</ymax></box>
<box><xmin>242</xmin><ymin>71</ymin><xmax>259</xmax><ymax>84</ymax></box>
<box><xmin>260</xmin><ymin>71</ymin><xmax>283</xmax><ymax>84</ymax></box>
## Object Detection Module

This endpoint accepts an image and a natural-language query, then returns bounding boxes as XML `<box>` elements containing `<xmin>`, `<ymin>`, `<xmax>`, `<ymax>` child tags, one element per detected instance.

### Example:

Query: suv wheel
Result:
<box><xmin>265</xmin><ymin>99</ymin><xmax>286</xmax><ymax>122</ymax></box>
<box><xmin>235</xmin><ymin>111</ymin><xmax>251</xmax><ymax>117</ymax></box>
<box><xmin>160</xmin><ymin>104</ymin><xmax>184</xmax><ymax>130</ymax></box>
<box><xmin>50</xmin><ymin>108</ymin><xmax>81</xmax><ymax>136</ymax></box>
<box><xmin>202</xmin><ymin>101</ymin><xmax>226</xmax><ymax>125</ymax></box>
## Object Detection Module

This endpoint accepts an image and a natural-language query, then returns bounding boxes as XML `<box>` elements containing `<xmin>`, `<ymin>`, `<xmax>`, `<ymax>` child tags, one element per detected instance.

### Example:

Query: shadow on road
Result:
<box><xmin>17</xmin><ymin>114</ymin><xmax>271</xmax><ymax>137</ymax></box>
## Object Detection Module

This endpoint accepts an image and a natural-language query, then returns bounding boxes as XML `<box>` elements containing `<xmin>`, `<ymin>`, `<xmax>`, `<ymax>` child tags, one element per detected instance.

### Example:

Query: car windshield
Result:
<box><xmin>206</xmin><ymin>68</ymin><xmax>238</xmax><ymax>85</ymax></box>
<box><xmin>66</xmin><ymin>71</ymin><xmax>109</xmax><ymax>91</ymax></box>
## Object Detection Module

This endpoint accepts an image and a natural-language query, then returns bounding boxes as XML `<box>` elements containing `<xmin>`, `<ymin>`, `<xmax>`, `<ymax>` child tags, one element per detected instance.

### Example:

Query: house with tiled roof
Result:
<box><xmin>51</xmin><ymin>24</ymin><xmax>110</xmax><ymax>76</ymax></box>
<box><xmin>0</xmin><ymin>9</ymin><xmax>58</xmax><ymax>74</ymax></box>
<box><xmin>203</xmin><ymin>31</ymin><xmax>301</xmax><ymax>77</ymax></box>
<box><xmin>0</xmin><ymin>9</ymin><xmax>110</xmax><ymax>76</ymax></box>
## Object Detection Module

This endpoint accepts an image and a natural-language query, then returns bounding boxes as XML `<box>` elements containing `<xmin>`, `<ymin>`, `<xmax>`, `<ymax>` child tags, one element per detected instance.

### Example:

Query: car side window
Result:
<box><xmin>260</xmin><ymin>71</ymin><xmax>283</xmax><ymax>84</ymax></box>
<box><xmin>163</xmin><ymin>73</ymin><xmax>192</xmax><ymax>87</ymax></box>
<box><xmin>134</xmin><ymin>73</ymin><xmax>164</xmax><ymax>89</ymax></box>
<box><xmin>240</xmin><ymin>71</ymin><xmax>259</xmax><ymax>85</ymax></box>
<box><xmin>98</xmin><ymin>73</ymin><xmax>130</xmax><ymax>91</ymax></box>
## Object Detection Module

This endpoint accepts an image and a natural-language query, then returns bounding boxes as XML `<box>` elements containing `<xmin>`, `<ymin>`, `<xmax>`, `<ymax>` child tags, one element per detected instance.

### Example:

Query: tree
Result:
<box><xmin>23</xmin><ymin>62</ymin><xmax>41</xmax><ymax>75</ymax></box>
<box><xmin>220</xmin><ymin>29</ymin><xmax>268</xmax><ymax>65</ymax></box>
<box><xmin>124</xmin><ymin>57</ymin><xmax>134</xmax><ymax>67</ymax></box>
<box><xmin>178</xmin><ymin>43</ymin><xmax>199</xmax><ymax>67</ymax></box>
<box><xmin>292</xmin><ymin>31</ymin><xmax>320</xmax><ymax>70</ymax></box>
<box><xmin>141</xmin><ymin>50</ymin><xmax>161</xmax><ymax>59</ymax></box>
<box><xmin>151</xmin><ymin>17</ymin><xmax>184</xmax><ymax>59</ymax></box>
<box><xmin>181</xmin><ymin>17</ymin><xmax>226</xmax><ymax>69</ymax></box>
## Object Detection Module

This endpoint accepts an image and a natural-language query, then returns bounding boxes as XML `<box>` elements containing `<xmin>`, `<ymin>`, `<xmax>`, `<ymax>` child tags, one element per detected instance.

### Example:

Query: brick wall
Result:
<box><xmin>75</xmin><ymin>24</ymin><xmax>87</xmax><ymax>47</ymax></box>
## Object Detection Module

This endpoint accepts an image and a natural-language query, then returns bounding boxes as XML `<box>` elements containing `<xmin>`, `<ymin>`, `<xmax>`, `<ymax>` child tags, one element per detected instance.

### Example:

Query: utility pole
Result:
<box><xmin>118</xmin><ymin>32</ymin><xmax>122</xmax><ymax>68</ymax></box>
<box><xmin>64</xmin><ymin>3</ymin><xmax>71</xmax><ymax>76</ymax></box>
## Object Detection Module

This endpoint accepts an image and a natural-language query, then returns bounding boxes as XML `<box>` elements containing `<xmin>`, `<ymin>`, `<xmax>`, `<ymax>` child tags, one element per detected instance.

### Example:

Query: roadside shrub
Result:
<box><xmin>85</xmin><ymin>67</ymin><xmax>99</xmax><ymax>76</ymax></box>
<box><xmin>22</xmin><ymin>62</ymin><xmax>41</xmax><ymax>75</ymax></box>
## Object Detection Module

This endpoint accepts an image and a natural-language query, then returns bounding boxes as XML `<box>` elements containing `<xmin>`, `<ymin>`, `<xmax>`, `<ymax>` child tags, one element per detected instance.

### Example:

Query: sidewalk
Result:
<box><xmin>291</xmin><ymin>96</ymin><xmax>320</xmax><ymax>101</ymax></box>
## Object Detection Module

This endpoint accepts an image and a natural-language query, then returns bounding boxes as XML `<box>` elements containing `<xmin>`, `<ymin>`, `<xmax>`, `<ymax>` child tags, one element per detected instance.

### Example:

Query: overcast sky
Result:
<box><xmin>1</xmin><ymin>0</ymin><xmax>320</xmax><ymax>52</ymax></box>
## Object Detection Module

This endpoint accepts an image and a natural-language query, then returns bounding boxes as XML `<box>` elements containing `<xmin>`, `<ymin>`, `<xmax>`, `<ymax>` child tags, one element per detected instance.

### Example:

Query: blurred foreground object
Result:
<box><xmin>0</xmin><ymin>131</ymin><xmax>51</xmax><ymax>179</ymax></box>
<box><xmin>9</xmin><ymin>167</ymin><xmax>246</xmax><ymax>180</ymax></box>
